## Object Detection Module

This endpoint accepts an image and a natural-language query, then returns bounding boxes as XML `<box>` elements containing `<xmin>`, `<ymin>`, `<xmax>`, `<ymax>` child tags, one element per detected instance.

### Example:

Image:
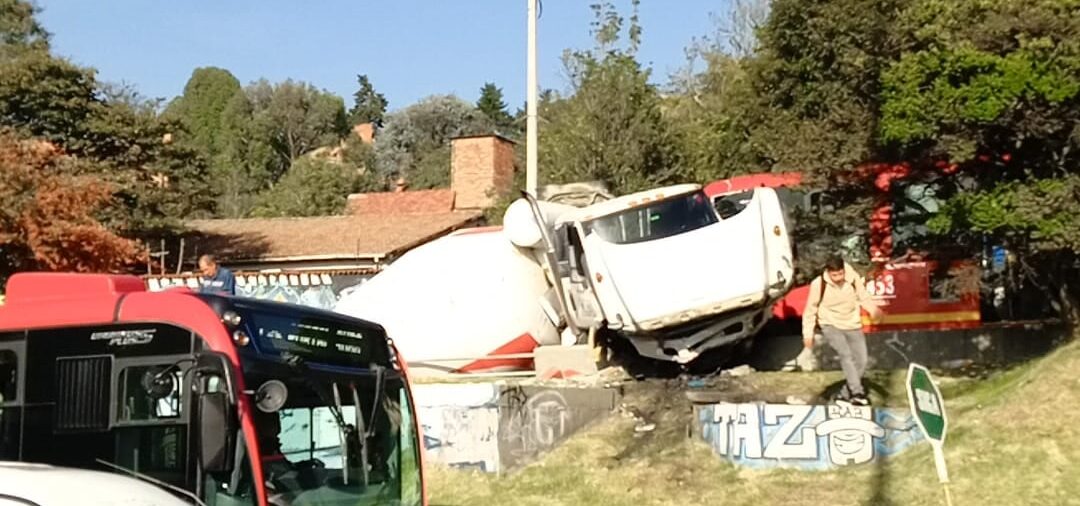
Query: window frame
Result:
<box><xmin>111</xmin><ymin>354</ymin><xmax>195</xmax><ymax>427</ymax></box>
<box><xmin>0</xmin><ymin>336</ymin><xmax>25</xmax><ymax>406</ymax></box>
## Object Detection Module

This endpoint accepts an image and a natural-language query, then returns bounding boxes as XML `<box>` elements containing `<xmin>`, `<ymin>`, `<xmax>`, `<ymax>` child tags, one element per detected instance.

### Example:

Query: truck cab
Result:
<box><xmin>524</xmin><ymin>183</ymin><xmax>795</xmax><ymax>363</ymax></box>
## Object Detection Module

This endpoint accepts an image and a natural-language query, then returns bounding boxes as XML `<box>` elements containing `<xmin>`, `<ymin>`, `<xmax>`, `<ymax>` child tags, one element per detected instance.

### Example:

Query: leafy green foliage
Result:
<box><xmin>739</xmin><ymin>0</ymin><xmax>1080</xmax><ymax>315</ymax></box>
<box><xmin>476</xmin><ymin>82</ymin><xmax>515</xmax><ymax>134</ymax></box>
<box><xmin>246</xmin><ymin>79</ymin><xmax>350</xmax><ymax>183</ymax></box>
<box><xmin>880</xmin><ymin>46</ymin><xmax>1080</xmax><ymax>149</ymax></box>
<box><xmin>165</xmin><ymin>67</ymin><xmax>243</xmax><ymax>160</ymax></box>
<box><xmin>929</xmin><ymin>176</ymin><xmax>1080</xmax><ymax>252</ymax></box>
<box><xmin>539</xmin><ymin>1</ymin><xmax>681</xmax><ymax>195</ymax></box>
<box><xmin>251</xmin><ymin>158</ymin><xmax>366</xmax><ymax>218</ymax></box>
<box><xmin>0</xmin><ymin>0</ymin><xmax>47</xmax><ymax>53</ymax></box>
<box><xmin>349</xmin><ymin>74</ymin><xmax>388</xmax><ymax>127</ymax></box>
<box><xmin>665</xmin><ymin>50</ymin><xmax>759</xmax><ymax>183</ymax></box>
<box><xmin>374</xmin><ymin>94</ymin><xmax>493</xmax><ymax>189</ymax></box>
<box><xmin>0</xmin><ymin>50</ymin><xmax>214</xmax><ymax>235</ymax></box>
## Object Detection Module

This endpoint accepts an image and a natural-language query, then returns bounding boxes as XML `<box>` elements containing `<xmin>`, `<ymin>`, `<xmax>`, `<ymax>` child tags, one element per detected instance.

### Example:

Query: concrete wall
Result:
<box><xmin>413</xmin><ymin>382</ymin><xmax>618</xmax><ymax>474</ymax></box>
<box><xmin>146</xmin><ymin>272</ymin><xmax>372</xmax><ymax>311</ymax></box>
<box><xmin>748</xmin><ymin>320</ymin><xmax>1069</xmax><ymax>371</ymax></box>
<box><xmin>694</xmin><ymin>402</ymin><xmax>924</xmax><ymax>470</ymax></box>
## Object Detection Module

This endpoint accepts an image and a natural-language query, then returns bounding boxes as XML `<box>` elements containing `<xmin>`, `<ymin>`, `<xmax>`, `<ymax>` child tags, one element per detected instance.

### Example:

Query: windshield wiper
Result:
<box><xmin>282</xmin><ymin>353</ymin><xmax>354</xmax><ymax>478</ymax></box>
<box><xmin>95</xmin><ymin>458</ymin><xmax>207</xmax><ymax>506</ymax></box>
<box><xmin>350</xmin><ymin>383</ymin><xmax>370</xmax><ymax>487</ymax></box>
<box><xmin>365</xmin><ymin>365</ymin><xmax>385</xmax><ymax>441</ymax></box>
<box><xmin>331</xmin><ymin>382</ymin><xmax>351</xmax><ymax>485</ymax></box>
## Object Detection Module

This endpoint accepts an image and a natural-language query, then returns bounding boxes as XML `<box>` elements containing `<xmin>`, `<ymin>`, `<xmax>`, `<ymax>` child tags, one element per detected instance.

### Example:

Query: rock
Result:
<box><xmin>634</xmin><ymin>422</ymin><xmax>656</xmax><ymax>433</ymax></box>
<box><xmin>723</xmin><ymin>365</ymin><xmax>754</xmax><ymax>377</ymax></box>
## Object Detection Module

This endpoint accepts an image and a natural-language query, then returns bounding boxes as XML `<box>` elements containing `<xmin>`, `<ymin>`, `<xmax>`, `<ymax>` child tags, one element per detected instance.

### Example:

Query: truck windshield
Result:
<box><xmin>586</xmin><ymin>191</ymin><xmax>718</xmax><ymax>245</ymax></box>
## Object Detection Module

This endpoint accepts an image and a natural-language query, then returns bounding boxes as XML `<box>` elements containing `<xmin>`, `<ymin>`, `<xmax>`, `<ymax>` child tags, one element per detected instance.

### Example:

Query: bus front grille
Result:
<box><xmin>55</xmin><ymin>356</ymin><xmax>111</xmax><ymax>432</ymax></box>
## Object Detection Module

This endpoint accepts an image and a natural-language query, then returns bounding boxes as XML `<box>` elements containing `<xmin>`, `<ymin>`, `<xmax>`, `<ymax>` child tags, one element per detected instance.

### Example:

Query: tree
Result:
<box><xmin>739</xmin><ymin>0</ymin><xmax>915</xmax><ymax>279</ymax></box>
<box><xmin>476</xmin><ymin>82</ymin><xmax>514</xmax><ymax>134</ymax></box>
<box><xmin>0</xmin><ymin>0</ymin><xmax>48</xmax><ymax>54</ymax></box>
<box><xmin>246</xmin><ymin>79</ymin><xmax>349</xmax><ymax>183</ymax></box>
<box><xmin>539</xmin><ymin>1</ymin><xmax>681</xmax><ymax>195</ymax></box>
<box><xmin>341</xmin><ymin>134</ymin><xmax>384</xmax><ymax>190</ymax></box>
<box><xmin>348</xmin><ymin>74</ymin><xmax>388</xmax><ymax>128</ymax></box>
<box><xmin>742</xmin><ymin>0</ymin><xmax>1080</xmax><ymax>319</ymax></box>
<box><xmin>663</xmin><ymin>0</ymin><xmax>774</xmax><ymax>183</ymax></box>
<box><xmin>0</xmin><ymin>49</ymin><xmax>100</xmax><ymax>151</ymax></box>
<box><xmin>165</xmin><ymin>67</ymin><xmax>243</xmax><ymax>160</ymax></box>
<box><xmin>878</xmin><ymin>0</ymin><xmax>1080</xmax><ymax>320</ymax></box>
<box><xmin>251</xmin><ymin>158</ymin><xmax>366</xmax><ymax>218</ymax></box>
<box><xmin>374</xmin><ymin>94</ymin><xmax>493</xmax><ymax>189</ymax></box>
<box><xmin>0</xmin><ymin>130</ymin><xmax>145</xmax><ymax>284</ymax></box>
<box><xmin>0</xmin><ymin>47</ymin><xmax>215</xmax><ymax>235</ymax></box>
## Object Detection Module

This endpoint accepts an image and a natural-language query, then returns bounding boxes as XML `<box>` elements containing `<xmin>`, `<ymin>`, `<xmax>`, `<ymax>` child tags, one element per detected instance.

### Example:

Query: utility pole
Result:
<box><xmin>526</xmin><ymin>0</ymin><xmax>539</xmax><ymax>196</ymax></box>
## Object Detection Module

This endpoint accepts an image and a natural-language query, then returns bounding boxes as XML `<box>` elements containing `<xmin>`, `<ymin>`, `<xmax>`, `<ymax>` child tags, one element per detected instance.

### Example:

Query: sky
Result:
<box><xmin>35</xmin><ymin>0</ymin><xmax>731</xmax><ymax>112</ymax></box>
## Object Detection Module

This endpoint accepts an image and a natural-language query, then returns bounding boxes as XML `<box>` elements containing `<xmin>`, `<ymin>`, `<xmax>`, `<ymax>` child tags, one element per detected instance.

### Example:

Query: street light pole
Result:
<box><xmin>525</xmin><ymin>0</ymin><xmax>538</xmax><ymax>196</ymax></box>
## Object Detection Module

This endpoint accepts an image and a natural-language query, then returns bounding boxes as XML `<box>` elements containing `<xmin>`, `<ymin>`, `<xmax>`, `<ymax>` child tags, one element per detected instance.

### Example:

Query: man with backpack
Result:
<box><xmin>803</xmin><ymin>254</ymin><xmax>883</xmax><ymax>405</ymax></box>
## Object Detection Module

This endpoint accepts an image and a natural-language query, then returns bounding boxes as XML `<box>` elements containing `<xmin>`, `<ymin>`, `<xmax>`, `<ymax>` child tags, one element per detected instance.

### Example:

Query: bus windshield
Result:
<box><xmin>217</xmin><ymin>300</ymin><xmax>423</xmax><ymax>505</ymax></box>
<box><xmin>243</xmin><ymin>366</ymin><xmax>421</xmax><ymax>506</ymax></box>
<box><xmin>586</xmin><ymin>191</ymin><xmax>718</xmax><ymax>245</ymax></box>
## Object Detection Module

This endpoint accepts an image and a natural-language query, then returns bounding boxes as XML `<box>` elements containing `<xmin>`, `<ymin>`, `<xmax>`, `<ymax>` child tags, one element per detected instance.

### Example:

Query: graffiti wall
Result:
<box><xmin>412</xmin><ymin>383</ymin><xmax>502</xmax><ymax>473</ymax></box>
<box><xmin>696</xmin><ymin>403</ymin><xmax>923</xmax><ymax>470</ymax></box>
<box><xmin>145</xmin><ymin>272</ymin><xmax>372</xmax><ymax>311</ymax></box>
<box><xmin>412</xmin><ymin>383</ymin><xmax>618</xmax><ymax>474</ymax></box>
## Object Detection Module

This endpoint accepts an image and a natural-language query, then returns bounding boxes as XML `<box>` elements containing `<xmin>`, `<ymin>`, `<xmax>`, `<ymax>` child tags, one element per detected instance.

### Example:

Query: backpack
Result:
<box><xmin>813</xmin><ymin>274</ymin><xmax>856</xmax><ymax>333</ymax></box>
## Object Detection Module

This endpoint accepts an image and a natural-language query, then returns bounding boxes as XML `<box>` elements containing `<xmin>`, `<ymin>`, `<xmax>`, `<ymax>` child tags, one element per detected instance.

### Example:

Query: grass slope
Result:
<box><xmin>427</xmin><ymin>339</ymin><xmax>1080</xmax><ymax>505</ymax></box>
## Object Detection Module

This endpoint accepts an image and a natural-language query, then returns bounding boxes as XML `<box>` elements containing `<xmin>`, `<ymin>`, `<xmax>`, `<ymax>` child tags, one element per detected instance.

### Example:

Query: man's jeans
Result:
<box><xmin>821</xmin><ymin>325</ymin><xmax>868</xmax><ymax>397</ymax></box>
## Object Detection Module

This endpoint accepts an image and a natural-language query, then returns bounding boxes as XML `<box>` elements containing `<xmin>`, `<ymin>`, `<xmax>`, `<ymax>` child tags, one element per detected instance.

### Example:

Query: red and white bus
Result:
<box><xmin>0</xmin><ymin>272</ymin><xmax>426</xmax><ymax>506</ymax></box>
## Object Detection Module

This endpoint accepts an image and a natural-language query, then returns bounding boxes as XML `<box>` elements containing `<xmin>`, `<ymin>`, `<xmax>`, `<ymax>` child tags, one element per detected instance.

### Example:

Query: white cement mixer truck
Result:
<box><xmin>335</xmin><ymin>183</ymin><xmax>794</xmax><ymax>374</ymax></box>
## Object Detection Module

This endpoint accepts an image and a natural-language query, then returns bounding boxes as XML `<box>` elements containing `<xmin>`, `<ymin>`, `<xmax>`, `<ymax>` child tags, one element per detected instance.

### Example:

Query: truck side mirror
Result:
<box><xmin>198</xmin><ymin>391</ymin><xmax>235</xmax><ymax>473</ymax></box>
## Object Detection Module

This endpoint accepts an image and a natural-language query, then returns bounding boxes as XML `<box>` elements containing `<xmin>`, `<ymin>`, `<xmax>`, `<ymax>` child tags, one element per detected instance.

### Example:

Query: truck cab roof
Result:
<box><xmin>565</xmin><ymin>183</ymin><xmax>702</xmax><ymax>223</ymax></box>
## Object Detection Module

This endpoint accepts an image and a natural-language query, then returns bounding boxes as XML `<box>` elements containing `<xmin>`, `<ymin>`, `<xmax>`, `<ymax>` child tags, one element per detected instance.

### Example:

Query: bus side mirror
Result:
<box><xmin>198</xmin><ymin>391</ymin><xmax>235</xmax><ymax>473</ymax></box>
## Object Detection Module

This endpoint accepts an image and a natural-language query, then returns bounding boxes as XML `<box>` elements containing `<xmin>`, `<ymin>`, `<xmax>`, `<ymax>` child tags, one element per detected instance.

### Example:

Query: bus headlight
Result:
<box><xmin>232</xmin><ymin>329</ymin><xmax>250</xmax><ymax>346</ymax></box>
<box><xmin>222</xmin><ymin>310</ymin><xmax>242</xmax><ymax>326</ymax></box>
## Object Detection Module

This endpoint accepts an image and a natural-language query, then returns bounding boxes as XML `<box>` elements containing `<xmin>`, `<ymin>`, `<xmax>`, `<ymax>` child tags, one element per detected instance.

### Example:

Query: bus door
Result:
<box><xmin>0</xmin><ymin>331</ymin><xmax>25</xmax><ymax>461</ymax></box>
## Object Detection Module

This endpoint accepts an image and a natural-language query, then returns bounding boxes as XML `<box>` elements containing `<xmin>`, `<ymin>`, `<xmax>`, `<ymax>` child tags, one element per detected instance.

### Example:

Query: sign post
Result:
<box><xmin>906</xmin><ymin>363</ymin><xmax>952</xmax><ymax>506</ymax></box>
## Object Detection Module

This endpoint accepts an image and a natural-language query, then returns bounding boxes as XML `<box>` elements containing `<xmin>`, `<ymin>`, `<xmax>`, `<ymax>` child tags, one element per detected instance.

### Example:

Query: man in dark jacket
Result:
<box><xmin>198</xmin><ymin>254</ymin><xmax>236</xmax><ymax>296</ymax></box>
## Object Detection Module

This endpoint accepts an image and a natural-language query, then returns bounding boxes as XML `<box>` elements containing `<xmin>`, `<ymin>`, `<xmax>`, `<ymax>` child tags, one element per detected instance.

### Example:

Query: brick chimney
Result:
<box><xmin>353</xmin><ymin>122</ymin><xmax>375</xmax><ymax>144</ymax></box>
<box><xmin>450</xmin><ymin>134</ymin><xmax>515</xmax><ymax>210</ymax></box>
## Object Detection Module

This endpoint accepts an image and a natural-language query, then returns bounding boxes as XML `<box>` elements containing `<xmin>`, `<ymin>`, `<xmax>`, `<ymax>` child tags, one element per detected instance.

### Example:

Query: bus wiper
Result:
<box><xmin>282</xmin><ymin>354</ymin><xmax>348</xmax><ymax>429</ymax></box>
<box><xmin>365</xmin><ymin>364</ymin><xmax>385</xmax><ymax>440</ymax></box>
<box><xmin>96</xmin><ymin>458</ymin><xmax>207</xmax><ymax>506</ymax></box>
<box><xmin>332</xmin><ymin>382</ymin><xmax>350</xmax><ymax>485</ymax></box>
<box><xmin>350</xmin><ymin>383</ymin><xmax>370</xmax><ymax>487</ymax></box>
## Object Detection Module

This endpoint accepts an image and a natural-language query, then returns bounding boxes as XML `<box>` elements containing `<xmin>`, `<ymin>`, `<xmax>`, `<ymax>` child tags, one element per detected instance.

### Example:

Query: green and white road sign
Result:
<box><xmin>908</xmin><ymin>363</ymin><xmax>947</xmax><ymax>443</ymax></box>
<box><xmin>906</xmin><ymin>363</ymin><xmax>951</xmax><ymax>490</ymax></box>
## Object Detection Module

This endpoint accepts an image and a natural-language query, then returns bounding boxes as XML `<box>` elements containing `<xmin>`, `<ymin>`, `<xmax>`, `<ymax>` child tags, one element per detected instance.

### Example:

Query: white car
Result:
<box><xmin>0</xmin><ymin>462</ymin><xmax>193</xmax><ymax>506</ymax></box>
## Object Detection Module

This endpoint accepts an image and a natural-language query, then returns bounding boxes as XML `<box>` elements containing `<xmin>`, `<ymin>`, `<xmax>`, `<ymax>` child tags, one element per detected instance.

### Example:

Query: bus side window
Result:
<box><xmin>0</xmin><ymin>350</ymin><xmax>15</xmax><ymax>404</ymax></box>
<box><xmin>0</xmin><ymin>349</ymin><xmax>18</xmax><ymax>461</ymax></box>
<box><xmin>117</xmin><ymin>364</ymin><xmax>183</xmax><ymax>422</ymax></box>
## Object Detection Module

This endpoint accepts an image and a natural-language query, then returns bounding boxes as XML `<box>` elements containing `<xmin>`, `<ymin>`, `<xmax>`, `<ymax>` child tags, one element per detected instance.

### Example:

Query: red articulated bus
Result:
<box><xmin>0</xmin><ymin>272</ymin><xmax>426</xmax><ymax>506</ymax></box>
<box><xmin>704</xmin><ymin>171</ymin><xmax>981</xmax><ymax>332</ymax></box>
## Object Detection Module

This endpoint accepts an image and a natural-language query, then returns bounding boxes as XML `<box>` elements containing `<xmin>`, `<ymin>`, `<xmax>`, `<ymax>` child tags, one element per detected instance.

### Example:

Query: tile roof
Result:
<box><xmin>346</xmin><ymin>189</ymin><xmax>456</xmax><ymax>215</ymax></box>
<box><xmin>184</xmin><ymin>211</ymin><xmax>483</xmax><ymax>263</ymax></box>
